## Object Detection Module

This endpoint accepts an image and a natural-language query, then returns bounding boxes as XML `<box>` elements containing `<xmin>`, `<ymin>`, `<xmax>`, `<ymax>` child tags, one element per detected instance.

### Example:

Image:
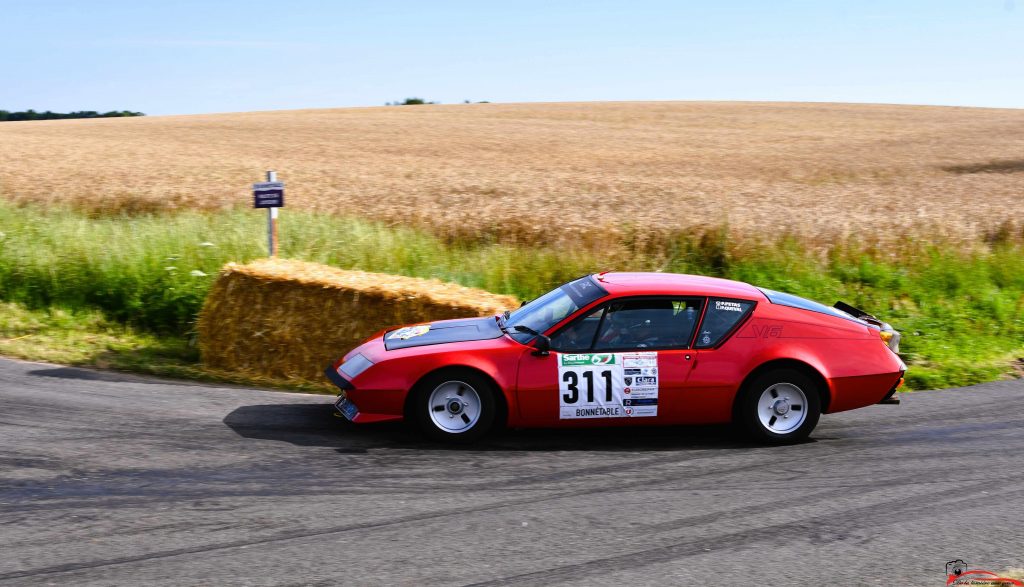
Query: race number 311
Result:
<box><xmin>557</xmin><ymin>352</ymin><xmax>659</xmax><ymax>419</ymax></box>
<box><xmin>562</xmin><ymin>369</ymin><xmax>613</xmax><ymax>403</ymax></box>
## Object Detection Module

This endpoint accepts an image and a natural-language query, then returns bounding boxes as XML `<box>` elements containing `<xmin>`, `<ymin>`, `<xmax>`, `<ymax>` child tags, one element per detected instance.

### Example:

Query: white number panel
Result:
<box><xmin>557</xmin><ymin>352</ymin><xmax>659</xmax><ymax>419</ymax></box>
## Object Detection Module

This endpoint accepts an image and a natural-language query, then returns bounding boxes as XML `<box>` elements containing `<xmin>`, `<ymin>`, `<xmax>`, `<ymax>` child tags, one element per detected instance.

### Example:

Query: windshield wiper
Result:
<box><xmin>513</xmin><ymin>324</ymin><xmax>540</xmax><ymax>337</ymax></box>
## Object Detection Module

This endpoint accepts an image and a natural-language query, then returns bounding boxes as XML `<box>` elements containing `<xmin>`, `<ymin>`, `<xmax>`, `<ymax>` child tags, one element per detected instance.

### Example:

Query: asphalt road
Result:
<box><xmin>1</xmin><ymin>357</ymin><xmax>1022</xmax><ymax>586</ymax></box>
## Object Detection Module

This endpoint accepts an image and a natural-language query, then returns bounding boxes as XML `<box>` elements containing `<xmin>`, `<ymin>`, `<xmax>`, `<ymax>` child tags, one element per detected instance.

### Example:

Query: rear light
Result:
<box><xmin>878</xmin><ymin>323</ymin><xmax>901</xmax><ymax>353</ymax></box>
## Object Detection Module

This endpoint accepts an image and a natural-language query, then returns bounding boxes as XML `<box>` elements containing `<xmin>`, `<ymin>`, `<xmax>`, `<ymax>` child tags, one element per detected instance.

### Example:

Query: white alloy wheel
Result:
<box><xmin>427</xmin><ymin>380</ymin><xmax>482</xmax><ymax>433</ymax></box>
<box><xmin>756</xmin><ymin>382</ymin><xmax>808</xmax><ymax>434</ymax></box>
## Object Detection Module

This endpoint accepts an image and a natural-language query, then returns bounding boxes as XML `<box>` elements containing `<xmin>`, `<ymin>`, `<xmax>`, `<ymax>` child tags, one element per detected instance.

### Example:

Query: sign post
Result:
<box><xmin>253</xmin><ymin>171</ymin><xmax>285</xmax><ymax>257</ymax></box>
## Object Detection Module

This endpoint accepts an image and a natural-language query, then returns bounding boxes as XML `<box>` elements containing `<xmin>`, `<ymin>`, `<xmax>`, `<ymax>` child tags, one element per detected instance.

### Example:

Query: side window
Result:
<box><xmin>695</xmin><ymin>299</ymin><xmax>755</xmax><ymax>348</ymax></box>
<box><xmin>592</xmin><ymin>298</ymin><xmax>701</xmax><ymax>350</ymax></box>
<box><xmin>549</xmin><ymin>308</ymin><xmax>605</xmax><ymax>351</ymax></box>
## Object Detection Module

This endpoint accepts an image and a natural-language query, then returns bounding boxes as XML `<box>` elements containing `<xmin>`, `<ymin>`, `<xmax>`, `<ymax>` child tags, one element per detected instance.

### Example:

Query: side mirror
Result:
<box><xmin>514</xmin><ymin>325</ymin><xmax>551</xmax><ymax>357</ymax></box>
<box><xmin>532</xmin><ymin>334</ymin><xmax>551</xmax><ymax>357</ymax></box>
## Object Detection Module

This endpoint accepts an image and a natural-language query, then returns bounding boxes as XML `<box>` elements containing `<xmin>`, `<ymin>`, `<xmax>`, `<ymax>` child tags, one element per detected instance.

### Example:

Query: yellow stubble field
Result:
<box><xmin>1</xmin><ymin>101</ymin><xmax>1023</xmax><ymax>245</ymax></box>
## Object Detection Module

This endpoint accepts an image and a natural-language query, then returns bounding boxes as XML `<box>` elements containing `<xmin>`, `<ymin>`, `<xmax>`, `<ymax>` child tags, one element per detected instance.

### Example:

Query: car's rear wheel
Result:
<box><xmin>736</xmin><ymin>368</ymin><xmax>821</xmax><ymax>444</ymax></box>
<box><xmin>413</xmin><ymin>371</ymin><xmax>497</xmax><ymax>443</ymax></box>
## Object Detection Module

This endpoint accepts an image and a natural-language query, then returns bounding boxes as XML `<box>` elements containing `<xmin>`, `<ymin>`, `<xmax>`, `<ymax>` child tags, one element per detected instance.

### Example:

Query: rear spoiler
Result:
<box><xmin>834</xmin><ymin>301</ymin><xmax>883</xmax><ymax>327</ymax></box>
<box><xmin>838</xmin><ymin>301</ymin><xmax>903</xmax><ymax>354</ymax></box>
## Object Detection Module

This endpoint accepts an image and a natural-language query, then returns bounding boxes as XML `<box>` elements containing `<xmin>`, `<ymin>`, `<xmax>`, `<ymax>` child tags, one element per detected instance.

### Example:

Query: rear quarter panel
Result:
<box><xmin>686</xmin><ymin>303</ymin><xmax>903</xmax><ymax>421</ymax></box>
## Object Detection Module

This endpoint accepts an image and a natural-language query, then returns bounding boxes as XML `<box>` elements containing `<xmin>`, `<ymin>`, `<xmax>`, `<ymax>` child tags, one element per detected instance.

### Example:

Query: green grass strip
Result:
<box><xmin>0</xmin><ymin>201</ymin><xmax>1021</xmax><ymax>390</ymax></box>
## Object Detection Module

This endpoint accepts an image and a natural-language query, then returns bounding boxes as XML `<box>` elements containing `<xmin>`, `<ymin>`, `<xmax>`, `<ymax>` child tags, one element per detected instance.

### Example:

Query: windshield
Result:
<box><xmin>505</xmin><ymin>275</ymin><xmax>607</xmax><ymax>343</ymax></box>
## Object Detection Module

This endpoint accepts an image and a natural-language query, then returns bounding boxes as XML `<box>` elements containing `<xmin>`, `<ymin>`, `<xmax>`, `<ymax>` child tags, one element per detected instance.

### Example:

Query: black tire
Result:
<box><xmin>412</xmin><ymin>370</ymin><xmax>498</xmax><ymax>443</ymax></box>
<box><xmin>736</xmin><ymin>368</ymin><xmax>821</xmax><ymax>444</ymax></box>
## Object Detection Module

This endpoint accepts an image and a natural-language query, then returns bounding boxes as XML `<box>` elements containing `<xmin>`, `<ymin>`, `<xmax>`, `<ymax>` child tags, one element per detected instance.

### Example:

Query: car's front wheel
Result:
<box><xmin>413</xmin><ymin>371</ymin><xmax>497</xmax><ymax>443</ymax></box>
<box><xmin>736</xmin><ymin>368</ymin><xmax>821</xmax><ymax>444</ymax></box>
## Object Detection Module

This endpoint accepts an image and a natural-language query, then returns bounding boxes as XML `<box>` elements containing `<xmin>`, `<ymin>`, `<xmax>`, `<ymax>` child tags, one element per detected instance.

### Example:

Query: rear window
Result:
<box><xmin>757</xmin><ymin>288</ymin><xmax>864</xmax><ymax>323</ymax></box>
<box><xmin>695</xmin><ymin>299</ymin><xmax>754</xmax><ymax>348</ymax></box>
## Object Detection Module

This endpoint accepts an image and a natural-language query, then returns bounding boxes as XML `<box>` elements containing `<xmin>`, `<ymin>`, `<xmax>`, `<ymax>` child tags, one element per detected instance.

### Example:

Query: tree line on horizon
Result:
<box><xmin>0</xmin><ymin>109</ymin><xmax>145</xmax><ymax>122</ymax></box>
<box><xmin>385</xmin><ymin>98</ymin><xmax>490</xmax><ymax>105</ymax></box>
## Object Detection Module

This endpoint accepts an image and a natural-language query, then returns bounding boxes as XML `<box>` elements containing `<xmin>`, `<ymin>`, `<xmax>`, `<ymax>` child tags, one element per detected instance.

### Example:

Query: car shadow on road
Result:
<box><xmin>223</xmin><ymin>402</ymin><xmax>413</xmax><ymax>452</ymax></box>
<box><xmin>26</xmin><ymin>365</ymin><xmax>197</xmax><ymax>386</ymax></box>
<box><xmin>27</xmin><ymin>366</ymin><xmax>161</xmax><ymax>383</ymax></box>
<box><xmin>223</xmin><ymin>402</ymin><xmax>760</xmax><ymax>453</ymax></box>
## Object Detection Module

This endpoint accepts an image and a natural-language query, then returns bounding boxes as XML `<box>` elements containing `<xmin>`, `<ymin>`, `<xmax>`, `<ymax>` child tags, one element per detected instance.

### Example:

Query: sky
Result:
<box><xmin>2</xmin><ymin>0</ymin><xmax>1022</xmax><ymax>115</ymax></box>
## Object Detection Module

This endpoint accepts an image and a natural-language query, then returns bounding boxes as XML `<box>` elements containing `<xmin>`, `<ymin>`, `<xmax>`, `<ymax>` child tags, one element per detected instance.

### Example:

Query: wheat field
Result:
<box><xmin>1</xmin><ymin>101</ymin><xmax>1023</xmax><ymax>245</ymax></box>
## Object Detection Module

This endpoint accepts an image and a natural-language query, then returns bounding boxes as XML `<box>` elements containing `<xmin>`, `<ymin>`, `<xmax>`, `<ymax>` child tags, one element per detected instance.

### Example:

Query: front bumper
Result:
<box><xmin>325</xmin><ymin>364</ymin><xmax>359</xmax><ymax>421</ymax></box>
<box><xmin>323</xmin><ymin>363</ymin><xmax>404</xmax><ymax>424</ymax></box>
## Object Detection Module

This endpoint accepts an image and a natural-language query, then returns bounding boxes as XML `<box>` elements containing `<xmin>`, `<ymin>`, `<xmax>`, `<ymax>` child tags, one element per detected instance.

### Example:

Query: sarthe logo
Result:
<box><xmin>946</xmin><ymin>559</ymin><xmax>1022</xmax><ymax>586</ymax></box>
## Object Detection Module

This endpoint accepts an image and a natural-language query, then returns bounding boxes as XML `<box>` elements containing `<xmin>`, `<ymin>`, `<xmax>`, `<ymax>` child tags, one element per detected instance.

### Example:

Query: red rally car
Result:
<box><xmin>325</xmin><ymin>273</ymin><xmax>905</xmax><ymax>444</ymax></box>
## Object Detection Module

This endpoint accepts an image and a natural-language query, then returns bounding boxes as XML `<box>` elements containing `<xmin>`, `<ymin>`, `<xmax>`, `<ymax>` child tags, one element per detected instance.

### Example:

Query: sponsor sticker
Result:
<box><xmin>625</xmin><ymin>387</ymin><xmax>657</xmax><ymax>399</ymax></box>
<box><xmin>560</xmin><ymin>353</ymin><xmax>616</xmax><ymax>366</ymax></box>
<box><xmin>715</xmin><ymin>300</ymin><xmax>744</xmax><ymax>312</ymax></box>
<box><xmin>387</xmin><ymin>325</ymin><xmax>430</xmax><ymax>340</ymax></box>
<box><xmin>557</xmin><ymin>352</ymin><xmax>658</xmax><ymax>419</ymax></box>
<box><xmin>623</xmin><ymin>357</ymin><xmax>657</xmax><ymax>368</ymax></box>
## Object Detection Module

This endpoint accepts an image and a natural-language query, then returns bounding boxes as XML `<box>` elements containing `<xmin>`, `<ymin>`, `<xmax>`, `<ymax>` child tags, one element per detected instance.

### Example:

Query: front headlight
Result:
<box><xmin>339</xmin><ymin>354</ymin><xmax>374</xmax><ymax>379</ymax></box>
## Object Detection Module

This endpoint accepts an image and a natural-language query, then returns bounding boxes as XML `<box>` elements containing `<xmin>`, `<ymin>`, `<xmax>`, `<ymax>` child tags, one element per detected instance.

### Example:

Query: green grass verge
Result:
<box><xmin>0</xmin><ymin>301</ymin><xmax>196</xmax><ymax>371</ymax></box>
<box><xmin>0</xmin><ymin>302</ymin><xmax>333</xmax><ymax>392</ymax></box>
<box><xmin>0</xmin><ymin>200</ymin><xmax>1021</xmax><ymax>390</ymax></box>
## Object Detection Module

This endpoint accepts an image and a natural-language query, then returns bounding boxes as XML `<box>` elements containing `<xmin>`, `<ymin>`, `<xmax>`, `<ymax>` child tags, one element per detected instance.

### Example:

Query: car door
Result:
<box><xmin>678</xmin><ymin>297</ymin><xmax>758</xmax><ymax>424</ymax></box>
<box><xmin>514</xmin><ymin>297</ymin><xmax>703</xmax><ymax>426</ymax></box>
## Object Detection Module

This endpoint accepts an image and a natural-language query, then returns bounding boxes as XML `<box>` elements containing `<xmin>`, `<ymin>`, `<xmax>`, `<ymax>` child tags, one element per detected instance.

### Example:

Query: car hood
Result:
<box><xmin>383</xmin><ymin>316</ymin><xmax>504</xmax><ymax>351</ymax></box>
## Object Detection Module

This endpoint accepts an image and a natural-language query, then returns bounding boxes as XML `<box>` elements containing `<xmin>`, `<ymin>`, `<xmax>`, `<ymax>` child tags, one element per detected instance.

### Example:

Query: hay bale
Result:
<box><xmin>197</xmin><ymin>259</ymin><xmax>519</xmax><ymax>384</ymax></box>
